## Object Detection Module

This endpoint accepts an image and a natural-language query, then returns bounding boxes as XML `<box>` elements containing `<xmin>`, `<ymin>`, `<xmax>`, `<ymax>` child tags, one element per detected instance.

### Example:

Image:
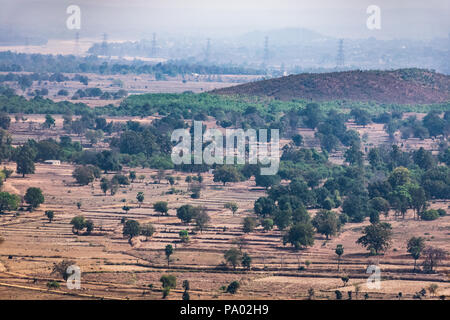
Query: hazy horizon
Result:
<box><xmin>1</xmin><ymin>0</ymin><xmax>449</xmax><ymax>41</ymax></box>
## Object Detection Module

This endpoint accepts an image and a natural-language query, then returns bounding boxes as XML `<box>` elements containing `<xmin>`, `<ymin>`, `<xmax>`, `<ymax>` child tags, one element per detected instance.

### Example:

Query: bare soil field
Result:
<box><xmin>0</xmin><ymin>159</ymin><xmax>448</xmax><ymax>300</ymax></box>
<box><xmin>1</xmin><ymin>71</ymin><xmax>256</xmax><ymax>108</ymax></box>
<box><xmin>0</xmin><ymin>112</ymin><xmax>448</xmax><ymax>300</ymax></box>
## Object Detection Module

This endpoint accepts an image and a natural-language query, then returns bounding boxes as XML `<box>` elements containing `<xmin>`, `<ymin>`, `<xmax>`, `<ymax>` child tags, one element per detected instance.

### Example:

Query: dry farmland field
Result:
<box><xmin>0</xmin><ymin>113</ymin><xmax>449</xmax><ymax>300</ymax></box>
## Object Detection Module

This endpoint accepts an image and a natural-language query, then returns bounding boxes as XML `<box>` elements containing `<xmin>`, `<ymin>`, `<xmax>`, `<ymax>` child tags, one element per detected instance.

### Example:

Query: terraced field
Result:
<box><xmin>0</xmin><ymin>161</ymin><xmax>448</xmax><ymax>300</ymax></box>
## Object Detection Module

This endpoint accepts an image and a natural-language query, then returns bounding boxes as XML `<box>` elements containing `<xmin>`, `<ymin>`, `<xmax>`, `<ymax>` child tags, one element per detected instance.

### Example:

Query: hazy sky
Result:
<box><xmin>1</xmin><ymin>0</ymin><xmax>449</xmax><ymax>40</ymax></box>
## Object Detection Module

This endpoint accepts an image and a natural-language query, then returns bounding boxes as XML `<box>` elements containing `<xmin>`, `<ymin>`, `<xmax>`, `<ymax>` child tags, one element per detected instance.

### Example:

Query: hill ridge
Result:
<box><xmin>210</xmin><ymin>68</ymin><xmax>450</xmax><ymax>104</ymax></box>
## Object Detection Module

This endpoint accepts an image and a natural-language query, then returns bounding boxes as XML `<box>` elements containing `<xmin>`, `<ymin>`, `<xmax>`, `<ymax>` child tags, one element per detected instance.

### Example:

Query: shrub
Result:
<box><xmin>226</xmin><ymin>281</ymin><xmax>240</xmax><ymax>294</ymax></box>
<box><xmin>47</xmin><ymin>281</ymin><xmax>60</xmax><ymax>289</ymax></box>
<box><xmin>419</xmin><ymin>210</ymin><xmax>440</xmax><ymax>221</ymax></box>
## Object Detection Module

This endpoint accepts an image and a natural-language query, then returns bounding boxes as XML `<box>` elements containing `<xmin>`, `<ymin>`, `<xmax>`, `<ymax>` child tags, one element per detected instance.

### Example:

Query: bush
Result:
<box><xmin>226</xmin><ymin>281</ymin><xmax>240</xmax><ymax>294</ymax></box>
<box><xmin>437</xmin><ymin>209</ymin><xmax>446</xmax><ymax>217</ymax></box>
<box><xmin>419</xmin><ymin>210</ymin><xmax>440</xmax><ymax>221</ymax></box>
<box><xmin>47</xmin><ymin>281</ymin><xmax>60</xmax><ymax>289</ymax></box>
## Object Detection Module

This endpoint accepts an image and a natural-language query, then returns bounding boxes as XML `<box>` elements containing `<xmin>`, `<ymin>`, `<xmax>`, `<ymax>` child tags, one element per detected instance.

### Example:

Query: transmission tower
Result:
<box><xmin>263</xmin><ymin>36</ymin><xmax>269</xmax><ymax>67</ymax></box>
<box><xmin>336</xmin><ymin>39</ymin><xmax>345</xmax><ymax>68</ymax></box>
<box><xmin>24</xmin><ymin>36</ymin><xmax>30</xmax><ymax>53</ymax></box>
<box><xmin>101</xmin><ymin>33</ymin><xmax>109</xmax><ymax>57</ymax></box>
<box><xmin>151</xmin><ymin>33</ymin><xmax>157</xmax><ymax>57</ymax></box>
<box><xmin>205</xmin><ymin>38</ymin><xmax>211</xmax><ymax>63</ymax></box>
<box><xmin>74</xmin><ymin>31</ymin><xmax>80</xmax><ymax>56</ymax></box>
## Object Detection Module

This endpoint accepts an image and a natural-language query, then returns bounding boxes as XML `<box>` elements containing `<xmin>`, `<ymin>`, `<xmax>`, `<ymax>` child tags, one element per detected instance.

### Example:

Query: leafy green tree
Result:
<box><xmin>70</xmin><ymin>216</ymin><xmax>86</xmax><ymax>234</ymax></box>
<box><xmin>342</xmin><ymin>194</ymin><xmax>369</xmax><ymax>222</ymax></box>
<box><xmin>43</xmin><ymin>114</ymin><xmax>55</xmax><ymax>129</ymax></box>
<box><xmin>242</xmin><ymin>253</ymin><xmax>252</xmax><ymax>270</ymax></box>
<box><xmin>389</xmin><ymin>186</ymin><xmax>411</xmax><ymax>219</ymax></box>
<box><xmin>283</xmin><ymin>222</ymin><xmax>315</xmax><ymax>250</ymax></box>
<box><xmin>356</xmin><ymin>222</ymin><xmax>392</xmax><ymax>255</ymax></box>
<box><xmin>242</xmin><ymin>216</ymin><xmax>257</xmax><ymax>233</ymax></box>
<box><xmin>96</xmin><ymin>150</ymin><xmax>121</xmax><ymax>173</ymax></box>
<box><xmin>438</xmin><ymin>147</ymin><xmax>450</xmax><ymax>166</ymax></box>
<box><xmin>302</xmin><ymin>103</ymin><xmax>322</xmax><ymax>129</ymax></box>
<box><xmin>419</xmin><ymin>209</ymin><xmax>440</xmax><ymax>221</ymax></box>
<box><xmin>422</xmin><ymin>246</ymin><xmax>446</xmax><ymax>273</ymax></box>
<box><xmin>52</xmin><ymin>259</ymin><xmax>76</xmax><ymax>281</ymax></box>
<box><xmin>344</xmin><ymin>142</ymin><xmax>364</xmax><ymax>167</ymax></box>
<box><xmin>273</xmin><ymin>209</ymin><xmax>292</xmax><ymax>231</ymax></box>
<box><xmin>136</xmin><ymin>192</ymin><xmax>144</xmax><ymax>207</ymax></box>
<box><xmin>0</xmin><ymin>113</ymin><xmax>11</xmax><ymax>130</ymax></box>
<box><xmin>72</xmin><ymin>166</ymin><xmax>95</xmax><ymax>185</ymax></box>
<box><xmin>369</xmin><ymin>197</ymin><xmax>390</xmax><ymax>219</ymax></box>
<box><xmin>226</xmin><ymin>281</ymin><xmax>240</xmax><ymax>294</ymax></box>
<box><xmin>85</xmin><ymin>219</ymin><xmax>94</xmax><ymax>234</ymax></box>
<box><xmin>423</xmin><ymin>111</ymin><xmax>444</xmax><ymax>137</ymax></box>
<box><xmin>24</xmin><ymin>187</ymin><xmax>44</xmax><ymax>210</ymax></box>
<box><xmin>0</xmin><ymin>192</ymin><xmax>20</xmax><ymax>213</ymax></box>
<box><xmin>292</xmin><ymin>134</ymin><xmax>303</xmax><ymax>146</ymax></box>
<box><xmin>100</xmin><ymin>177</ymin><xmax>110</xmax><ymax>195</ymax></box>
<box><xmin>129</xmin><ymin>171</ymin><xmax>136</xmax><ymax>182</ymax></box>
<box><xmin>15</xmin><ymin>145</ymin><xmax>36</xmax><ymax>177</ymax></box>
<box><xmin>194</xmin><ymin>207</ymin><xmax>210</xmax><ymax>233</ymax></box>
<box><xmin>335</xmin><ymin>244</ymin><xmax>344</xmax><ymax>271</ymax></box>
<box><xmin>254</xmin><ymin>174</ymin><xmax>281</xmax><ymax>189</ymax></box>
<box><xmin>213</xmin><ymin>165</ymin><xmax>240</xmax><ymax>185</ymax></box>
<box><xmin>350</xmin><ymin>108</ymin><xmax>371</xmax><ymax>126</ymax></box>
<box><xmin>160</xmin><ymin>274</ymin><xmax>176</xmax><ymax>299</ymax></box>
<box><xmin>413</xmin><ymin>147</ymin><xmax>434</xmax><ymax>170</ymax></box>
<box><xmin>407</xmin><ymin>237</ymin><xmax>425</xmax><ymax>271</ymax></box>
<box><xmin>182</xmin><ymin>280</ymin><xmax>190</xmax><ymax>300</ymax></box>
<box><xmin>176</xmin><ymin>204</ymin><xmax>196</xmax><ymax>224</ymax></box>
<box><xmin>292</xmin><ymin>204</ymin><xmax>311</xmax><ymax>224</ymax></box>
<box><xmin>165</xmin><ymin>244</ymin><xmax>174</xmax><ymax>266</ymax></box>
<box><xmin>388</xmin><ymin>167</ymin><xmax>411</xmax><ymax>189</ymax></box>
<box><xmin>261</xmin><ymin>218</ymin><xmax>274</xmax><ymax>232</ymax></box>
<box><xmin>408</xmin><ymin>185</ymin><xmax>427</xmax><ymax>220</ymax></box>
<box><xmin>140</xmin><ymin>223</ymin><xmax>155</xmax><ymax>240</ymax></box>
<box><xmin>224</xmin><ymin>202</ymin><xmax>238</xmax><ymax>215</ymax></box>
<box><xmin>123</xmin><ymin>219</ymin><xmax>140</xmax><ymax>240</ymax></box>
<box><xmin>112</xmin><ymin>174</ymin><xmax>130</xmax><ymax>186</ymax></box>
<box><xmin>254</xmin><ymin>197</ymin><xmax>275</xmax><ymax>217</ymax></box>
<box><xmin>179</xmin><ymin>229</ymin><xmax>189</xmax><ymax>242</ymax></box>
<box><xmin>312</xmin><ymin>210</ymin><xmax>340</xmax><ymax>239</ymax></box>
<box><xmin>45</xmin><ymin>210</ymin><xmax>54</xmax><ymax>223</ymax></box>
<box><xmin>153</xmin><ymin>201</ymin><xmax>168</xmax><ymax>216</ymax></box>
<box><xmin>224</xmin><ymin>248</ymin><xmax>242</xmax><ymax>270</ymax></box>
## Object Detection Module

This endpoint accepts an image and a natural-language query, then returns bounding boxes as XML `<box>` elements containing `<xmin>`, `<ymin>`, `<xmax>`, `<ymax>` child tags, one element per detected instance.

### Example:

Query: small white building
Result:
<box><xmin>44</xmin><ymin>160</ymin><xmax>61</xmax><ymax>165</ymax></box>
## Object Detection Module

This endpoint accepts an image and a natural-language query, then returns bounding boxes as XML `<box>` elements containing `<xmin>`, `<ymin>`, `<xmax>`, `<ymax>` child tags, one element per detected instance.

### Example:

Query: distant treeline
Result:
<box><xmin>0</xmin><ymin>86</ymin><xmax>449</xmax><ymax>121</ymax></box>
<box><xmin>0</xmin><ymin>51</ymin><xmax>265</xmax><ymax>76</ymax></box>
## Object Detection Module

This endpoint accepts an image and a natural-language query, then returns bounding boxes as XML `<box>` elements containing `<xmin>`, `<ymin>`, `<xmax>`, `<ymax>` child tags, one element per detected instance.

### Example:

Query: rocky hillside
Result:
<box><xmin>211</xmin><ymin>69</ymin><xmax>450</xmax><ymax>104</ymax></box>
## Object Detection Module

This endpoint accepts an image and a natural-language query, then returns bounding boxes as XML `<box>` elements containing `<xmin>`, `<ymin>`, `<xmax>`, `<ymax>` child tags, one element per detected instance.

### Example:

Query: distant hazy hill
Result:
<box><xmin>236</xmin><ymin>28</ymin><xmax>330</xmax><ymax>46</ymax></box>
<box><xmin>211</xmin><ymin>69</ymin><xmax>450</xmax><ymax>104</ymax></box>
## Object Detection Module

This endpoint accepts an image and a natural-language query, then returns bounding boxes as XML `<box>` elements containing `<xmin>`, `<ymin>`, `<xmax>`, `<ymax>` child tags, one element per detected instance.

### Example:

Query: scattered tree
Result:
<box><xmin>24</xmin><ymin>187</ymin><xmax>44</xmax><ymax>210</ymax></box>
<box><xmin>356</xmin><ymin>223</ymin><xmax>392</xmax><ymax>255</ymax></box>
<box><xmin>165</xmin><ymin>244</ymin><xmax>174</xmax><ymax>267</ymax></box>
<box><xmin>407</xmin><ymin>237</ymin><xmax>425</xmax><ymax>272</ymax></box>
